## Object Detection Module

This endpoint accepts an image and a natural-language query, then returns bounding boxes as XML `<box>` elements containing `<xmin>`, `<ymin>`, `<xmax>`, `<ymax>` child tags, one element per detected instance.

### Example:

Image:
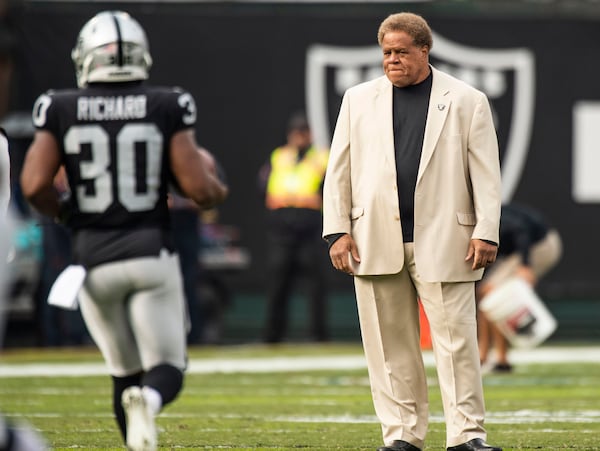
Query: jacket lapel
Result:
<box><xmin>373</xmin><ymin>77</ymin><xmax>395</xmax><ymax>168</ymax></box>
<box><xmin>417</xmin><ymin>67</ymin><xmax>451</xmax><ymax>184</ymax></box>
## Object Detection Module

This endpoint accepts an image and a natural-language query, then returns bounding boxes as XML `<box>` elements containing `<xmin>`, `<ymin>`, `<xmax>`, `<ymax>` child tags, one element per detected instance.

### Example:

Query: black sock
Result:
<box><xmin>142</xmin><ymin>364</ymin><xmax>184</xmax><ymax>407</ymax></box>
<box><xmin>111</xmin><ymin>372</ymin><xmax>143</xmax><ymax>441</ymax></box>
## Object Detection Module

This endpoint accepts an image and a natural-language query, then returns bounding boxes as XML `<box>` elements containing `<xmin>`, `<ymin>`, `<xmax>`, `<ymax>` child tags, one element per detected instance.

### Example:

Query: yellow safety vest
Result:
<box><xmin>265</xmin><ymin>145</ymin><xmax>329</xmax><ymax>210</ymax></box>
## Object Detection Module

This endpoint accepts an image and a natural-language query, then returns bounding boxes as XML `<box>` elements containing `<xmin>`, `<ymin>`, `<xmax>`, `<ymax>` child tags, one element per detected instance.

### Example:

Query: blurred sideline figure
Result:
<box><xmin>0</xmin><ymin>8</ymin><xmax>48</xmax><ymax>448</ymax></box>
<box><xmin>168</xmin><ymin>191</ymin><xmax>203</xmax><ymax>344</ymax></box>
<box><xmin>0</xmin><ymin>135</ymin><xmax>48</xmax><ymax>451</ymax></box>
<box><xmin>19</xmin><ymin>10</ymin><xmax>227</xmax><ymax>451</ymax></box>
<box><xmin>258</xmin><ymin>112</ymin><xmax>330</xmax><ymax>343</ymax></box>
<box><xmin>170</xmin><ymin>153</ymin><xmax>230</xmax><ymax>345</ymax></box>
<box><xmin>477</xmin><ymin>202</ymin><xmax>562</xmax><ymax>372</ymax></box>
<box><xmin>0</xmin><ymin>137</ymin><xmax>47</xmax><ymax>451</ymax></box>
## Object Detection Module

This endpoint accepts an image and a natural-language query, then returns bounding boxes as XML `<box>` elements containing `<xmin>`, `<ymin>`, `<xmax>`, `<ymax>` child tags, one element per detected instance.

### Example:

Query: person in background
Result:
<box><xmin>258</xmin><ymin>112</ymin><xmax>330</xmax><ymax>343</ymax></box>
<box><xmin>323</xmin><ymin>12</ymin><xmax>503</xmax><ymax>451</ymax></box>
<box><xmin>169</xmin><ymin>149</ymin><xmax>228</xmax><ymax>345</ymax></box>
<box><xmin>0</xmin><ymin>8</ymin><xmax>48</xmax><ymax>448</ymax></box>
<box><xmin>477</xmin><ymin>202</ymin><xmax>563</xmax><ymax>372</ymax></box>
<box><xmin>19</xmin><ymin>10</ymin><xmax>227</xmax><ymax>451</ymax></box>
<box><xmin>168</xmin><ymin>191</ymin><xmax>203</xmax><ymax>344</ymax></box>
<box><xmin>0</xmin><ymin>135</ymin><xmax>49</xmax><ymax>451</ymax></box>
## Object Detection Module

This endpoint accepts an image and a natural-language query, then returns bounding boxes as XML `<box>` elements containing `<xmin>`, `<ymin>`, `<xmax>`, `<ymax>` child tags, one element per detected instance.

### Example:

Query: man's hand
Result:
<box><xmin>465</xmin><ymin>239</ymin><xmax>498</xmax><ymax>270</ymax></box>
<box><xmin>329</xmin><ymin>234</ymin><xmax>361</xmax><ymax>275</ymax></box>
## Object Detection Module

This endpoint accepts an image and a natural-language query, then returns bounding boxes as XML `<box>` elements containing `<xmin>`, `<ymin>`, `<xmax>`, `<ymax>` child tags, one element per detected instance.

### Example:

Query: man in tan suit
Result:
<box><xmin>323</xmin><ymin>12</ymin><xmax>502</xmax><ymax>451</ymax></box>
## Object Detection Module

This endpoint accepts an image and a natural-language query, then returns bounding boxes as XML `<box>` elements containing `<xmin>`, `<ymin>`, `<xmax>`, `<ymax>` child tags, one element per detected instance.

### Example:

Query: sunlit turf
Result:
<box><xmin>1</xmin><ymin>344</ymin><xmax>599</xmax><ymax>450</ymax></box>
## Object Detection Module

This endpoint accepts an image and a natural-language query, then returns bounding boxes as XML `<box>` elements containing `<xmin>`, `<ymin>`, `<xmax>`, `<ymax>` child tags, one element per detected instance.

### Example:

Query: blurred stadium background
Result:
<box><xmin>2</xmin><ymin>0</ymin><xmax>600</xmax><ymax>346</ymax></box>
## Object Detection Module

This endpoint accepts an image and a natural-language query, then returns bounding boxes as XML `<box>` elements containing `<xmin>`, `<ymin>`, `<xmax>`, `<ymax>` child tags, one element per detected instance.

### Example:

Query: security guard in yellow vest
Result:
<box><xmin>258</xmin><ymin>112</ymin><xmax>330</xmax><ymax>343</ymax></box>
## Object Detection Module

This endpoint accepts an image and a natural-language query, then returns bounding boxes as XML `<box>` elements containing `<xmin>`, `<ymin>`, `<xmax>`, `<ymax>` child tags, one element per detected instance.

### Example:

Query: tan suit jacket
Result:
<box><xmin>323</xmin><ymin>66</ymin><xmax>501</xmax><ymax>282</ymax></box>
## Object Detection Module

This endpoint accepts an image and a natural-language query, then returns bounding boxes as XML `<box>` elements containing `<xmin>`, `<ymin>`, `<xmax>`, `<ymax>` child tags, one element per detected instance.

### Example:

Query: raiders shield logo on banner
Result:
<box><xmin>305</xmin><ymin>32</ymin><xmax>535</xmax><ymax>202</ymax></box>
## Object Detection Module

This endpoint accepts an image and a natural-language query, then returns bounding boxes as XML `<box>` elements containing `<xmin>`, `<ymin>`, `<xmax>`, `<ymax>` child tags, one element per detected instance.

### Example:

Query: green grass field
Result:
<box><xmin>1</xmin><ymin>343</ymin><xmax>599</xmax><ymax>450</ymax></box>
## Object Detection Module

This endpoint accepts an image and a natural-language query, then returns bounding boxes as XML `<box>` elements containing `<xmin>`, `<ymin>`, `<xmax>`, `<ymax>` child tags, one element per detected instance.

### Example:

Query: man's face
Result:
<box><xmin>381</xmin><ymin>30</ymin><xmax>430</xmax><ymax>88</ymax></box>
<box><xmin>288</xmin><ymin>128</ymin><xmax>312</xmax><ymax>150</ymax></box>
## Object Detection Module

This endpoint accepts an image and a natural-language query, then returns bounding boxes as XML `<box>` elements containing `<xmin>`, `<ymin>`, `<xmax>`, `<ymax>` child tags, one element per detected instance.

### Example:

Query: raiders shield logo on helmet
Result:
<box><xmin>305</xmin><ymin>32</ymin><xmax>535</xmax><ymax>202</ymax></box>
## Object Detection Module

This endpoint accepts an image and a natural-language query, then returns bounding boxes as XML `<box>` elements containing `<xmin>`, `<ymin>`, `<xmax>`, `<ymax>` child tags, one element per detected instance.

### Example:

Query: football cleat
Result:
<box><xmin>121</xmin><ymin>386</ymin><xmax>157</xmax><ymax>451</ymax></box>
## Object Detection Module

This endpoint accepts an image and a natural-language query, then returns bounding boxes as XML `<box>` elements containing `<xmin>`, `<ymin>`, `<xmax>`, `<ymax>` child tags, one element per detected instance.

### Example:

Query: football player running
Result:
<box><xmin>20</xmin><ymin>11</ymin><xmax>228</xmax><ymax>451</ymax></box>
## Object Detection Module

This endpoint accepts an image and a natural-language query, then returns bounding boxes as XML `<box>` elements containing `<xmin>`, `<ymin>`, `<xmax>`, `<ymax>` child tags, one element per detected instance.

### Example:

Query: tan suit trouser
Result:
<box><xmin>354</xmin><ymin>244</ymin><xmax>487</xmax><ymax>449</ymax></box>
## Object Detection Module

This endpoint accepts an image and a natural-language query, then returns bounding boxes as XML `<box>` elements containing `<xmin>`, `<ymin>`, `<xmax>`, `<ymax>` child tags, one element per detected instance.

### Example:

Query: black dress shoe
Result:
<box><xmin>377</xmin><ymin>439</ymin><xmax>422</xmax><ymax>451</ymax></box>
<box><xmin>447</xmin><ymin>438</ymin><xmax>502</xmax><ymax>451</ymax></box>
<box><xmin>492</xmin><ymin>362</ymin><xmax>513</xmax><ymax>373</ymax></box>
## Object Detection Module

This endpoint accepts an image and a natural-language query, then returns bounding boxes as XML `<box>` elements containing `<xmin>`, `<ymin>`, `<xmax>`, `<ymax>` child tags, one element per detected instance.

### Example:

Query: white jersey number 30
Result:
<box><xmin>63</xmin><ymin>123</ymin><xmax>163</xmax><ymax>213</ymax></box>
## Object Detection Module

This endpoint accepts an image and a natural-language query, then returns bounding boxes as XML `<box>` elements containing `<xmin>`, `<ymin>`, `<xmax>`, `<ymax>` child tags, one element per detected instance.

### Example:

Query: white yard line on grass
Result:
<box><xmin>0</xmin><ymin>346</ymin><xmax>598</xmax><ymax>378</ymax></box>
<box><xmin>161</xmin><ymin>409</ymin><xmax>600</xmax><ymax>425</ymax></box>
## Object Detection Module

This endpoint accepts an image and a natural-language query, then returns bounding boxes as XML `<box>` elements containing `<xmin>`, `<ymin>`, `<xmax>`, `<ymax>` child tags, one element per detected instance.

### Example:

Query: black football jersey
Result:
<box><xmin>31</xmin><ymin>81</ymin><xmax>197</xmax><ymax>267</ymax></box>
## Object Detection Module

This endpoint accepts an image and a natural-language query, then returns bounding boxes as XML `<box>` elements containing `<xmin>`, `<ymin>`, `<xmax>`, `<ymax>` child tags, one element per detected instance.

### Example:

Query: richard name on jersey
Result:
<box><xmin>76</xmin><ymin>94</ymin><xmax>147</xmax><ymax>121</ymax></box>
<box><xmin>32</xmin><ymin>81</ymin><xmax>197</xmax><ymax>269</ymax></box>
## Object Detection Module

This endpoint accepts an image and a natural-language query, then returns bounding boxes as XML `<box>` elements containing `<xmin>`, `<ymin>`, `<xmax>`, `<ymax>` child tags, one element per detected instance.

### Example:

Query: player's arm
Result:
<box><xmin>169</xmin><ymin>129</ymin><xmax>228</xmax><ymax>209</ymax></box>
<box><xmin>20</xmin><ymin>130</ymin><xmax>63</xmax><ymax>218</ymax></box>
